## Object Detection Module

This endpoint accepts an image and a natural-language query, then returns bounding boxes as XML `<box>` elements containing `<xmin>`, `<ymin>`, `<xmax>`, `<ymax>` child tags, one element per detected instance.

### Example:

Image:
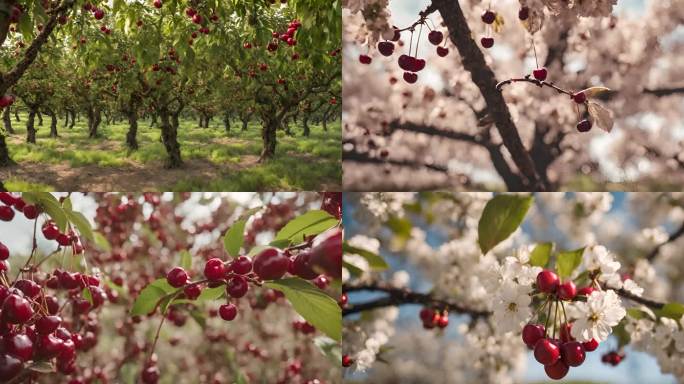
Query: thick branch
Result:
<box><xmin>0</xmin><ymin>0</ymin><xmax>75</xmax><ymax>95</ymax></box>
<box><xmin>343</xmin><ymin>148</ymin><xmax>449</xmax><ymax>174</ymax></box>
<box><xmin>644</xmin><ymin>87</ymin><xmax>684</xmax><ymax>97</ymax></box>
<box><xmin>342</xmin><ymin>283</ymin><xmax>490</xmax><ymax>318</ymax></box>
<box><xmin>432</xmin><ymin>0</ymin><xmax>545</xmax><ymax>191</ymax></box>
<box><xmin>613</xmin><ymin>288</ymin><xmax>665</xmax><ymax>310</ymax></box>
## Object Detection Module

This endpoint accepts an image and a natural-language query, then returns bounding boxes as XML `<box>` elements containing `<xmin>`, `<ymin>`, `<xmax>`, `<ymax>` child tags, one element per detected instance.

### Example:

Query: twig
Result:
<box><xmin>496</xmin><ymin>76</ymin><xmax>574</xmax><ymax>97</ymax></box>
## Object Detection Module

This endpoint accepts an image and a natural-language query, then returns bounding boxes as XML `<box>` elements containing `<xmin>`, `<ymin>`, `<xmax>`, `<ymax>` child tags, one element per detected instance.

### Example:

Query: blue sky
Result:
<box><xmin>343</xmin><ymin>192</ymin><xmax>677</xmax><ymax>383</ymax></box>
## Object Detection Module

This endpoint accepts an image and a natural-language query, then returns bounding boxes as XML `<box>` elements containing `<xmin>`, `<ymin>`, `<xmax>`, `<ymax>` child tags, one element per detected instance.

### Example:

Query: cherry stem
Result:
<box><xmin>14</xmin><ymin>216</ymin><xmax>39</xmax><ymax>285</ymax></box>
<box><xmin>416</xmin><ymin>23</ymin><xmax>424</xmax><ymax>57</ymax></box>
<box><xmin>532</xmin><ymin>295</ymin><xmax>550</xmax><ymax>323</ymax></box>
<box><xmin>545</xmin><ymin>295</ymin><xmax>553</xmax><ymax>336</ymax></box>
<box><xmin>552</xmin><ymin>299</ymin><xmax>558</xmax><ymax>339</ymax></box>
<box><xmin>561</xmin><ymin>300</ymin><xmax>568</xmax><ymax>326</ymax></box>
<box><xmin>532</xmin><ymin>38</ymin><xmax>539</xmax><ymax>69</ymax></box>
<box><xmin>496</xmin><ymin>76</ymin><xmax>574</xmax><ymax>96</ymax></box>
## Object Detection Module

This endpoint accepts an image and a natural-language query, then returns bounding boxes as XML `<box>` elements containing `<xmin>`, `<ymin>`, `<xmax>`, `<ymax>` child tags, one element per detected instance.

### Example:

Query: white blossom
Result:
<box><xmin>571</xmin><ymin>290</ymin><xmax>626</xmax><ymax>342</ymax></box>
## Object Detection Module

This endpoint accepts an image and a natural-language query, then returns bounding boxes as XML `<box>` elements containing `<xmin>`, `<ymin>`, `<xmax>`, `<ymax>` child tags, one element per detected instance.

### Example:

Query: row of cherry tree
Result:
<box><xmin>0</xmin><ymin>0</ymin><xmax>341</xmax><ymax>169</ymax></box>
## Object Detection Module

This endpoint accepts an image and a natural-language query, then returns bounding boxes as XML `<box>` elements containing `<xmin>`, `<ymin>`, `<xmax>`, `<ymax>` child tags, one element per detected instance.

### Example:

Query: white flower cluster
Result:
<box><xmin>569</xmin><ymin>290</ymin><xmax>626</xmax><ymax>342</ymax></box>
<box><xmin>344</xmin><ymin>307</ymin><xmax>399</xmax><ymax>372</ymax></box>
<box><xmin>359</xmin><ymin>192</ymin><xmax>415</xmax><ymax>220</ymax></box>
<box><xmin>626</xmin><ymin>312</ymin><xmax>684</xmax><ymax>381</ymax></box>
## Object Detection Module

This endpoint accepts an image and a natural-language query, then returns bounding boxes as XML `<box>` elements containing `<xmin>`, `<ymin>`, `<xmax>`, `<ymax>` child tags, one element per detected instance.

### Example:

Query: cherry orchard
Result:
<box><xmin>0</xmin><ymin>192</ymin><xmax>342</xmax><ymax>384</ymax></box>
<box><xmin>342</xmin><ymin>0</ymin><xmax>684</xmax><ymax>191</ymax></box>
<box><xmin>342</xmin><ymin>192</ymin><xmax>684</xmax><ymax>383</ymax></box>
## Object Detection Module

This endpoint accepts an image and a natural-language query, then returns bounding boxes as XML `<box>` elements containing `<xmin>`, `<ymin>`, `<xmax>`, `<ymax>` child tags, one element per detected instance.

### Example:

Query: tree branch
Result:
<box><xmin>646</xmin><ymin>221</ymin><xmax>684</xmax><ymax>261</ymax></box>
<box><xmin>644</xmin><ymin>87</ymin><xmax>684</xmax><ymax>97</ymax></box>
<box><xmin>342</xmin><ymin>283</ymin><xmax>491</xmax><ymax>318</ymax></box>
<box><xmin>343</xmin><ymin>148</ymin><xmax>449</xmax><ymax>174</ymax></box>
<box><xmin>612</xmin><ymin>287</ymin><xmax>665</xmax><ymax>310</ymax></box>
<box><xmin>431</xmin><ymin>0</ymin><xmax>545</xmax><ymax>191</ymax></box>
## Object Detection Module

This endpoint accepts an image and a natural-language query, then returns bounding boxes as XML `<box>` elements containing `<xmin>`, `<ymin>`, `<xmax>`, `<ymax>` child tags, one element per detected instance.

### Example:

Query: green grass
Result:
<box><xmin>2</xmin><ymin>112</ymin><xmax>341</xmax><ymax>191</ymax></box>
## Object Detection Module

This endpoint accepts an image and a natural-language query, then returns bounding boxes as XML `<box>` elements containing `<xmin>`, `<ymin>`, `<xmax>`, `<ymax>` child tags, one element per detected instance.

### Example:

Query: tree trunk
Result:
<box><xmin>26</xmin><ymin>108</ymin><xmax>36</xmax><ymax>144</ymax></box>
<box><xmin>259</xmin><ymin>118</ymin><xmax>278</xmax><ymax>162</ymax></box>
<box><xmin>36</xmin><ymin>111</ymin><xmax>43</xmax><ymax>126</ymax></box>
<box><xmin>223</xmin><ymin>112</ymin><xmax>230</xmax><ymax>134</ymax></box>
<box><xmin>198</xmin><ymin>115</ymin><xmax>204</xmax><ymax>128</ymax></box>
<box><xmin>3</xmin><ymin>108</ymin><xmax>13</xmax><ymax>134</ymax></box>
<box><xmin>241</xmin><ymin>112</ymin><xmax>252</xmax><ymax>131</ymax></box>
<box><xmin>0</xmin><ymin>132</ymin><xmax>12</xmax><ymax>166</ymax></box>
<box><xmin>13</xmin><ymin>110</ymin><xmax>19</xmax><ymax>122</ymax></box>
<box><xmin>302</xmin><ymin>116</ymin><xmax>310</xmax><ymax>137</ymax></box>
<box><xmin>126</xmin><ymin>108</ymin><xmax>138</xmax><ymax>150</ymax></box>
<box><xmin>160</xmin><ymin>107</ymin><xmax>182</xmax><ymax>168</ymax></box>
<box><xmin>171</xmin><ymin>112</ymin><xmax>180</xmax><ymax>131</ymax></box>
<box><xmin>46</xmin><ymin>108</ymin><xmax>58</xmax><ymax>138</ymax></box>
<box><xmin>87</xmin><ymin>107</ymin><xmax>101</xmax><ymax>138</ymax></box>
<box><xmin>63</xmin><ymin>110</ymin><xmax>69</xmax><ymax>128</ymax></box>
<box><xmin>69</xmin><ymin>110</ymin><xmax>76</xmax><ymax>129</ymax></box>
<box><xmin>149</xmin><ymin>114</ymin><xmax>157</xmax><ymax>127</ymax></box>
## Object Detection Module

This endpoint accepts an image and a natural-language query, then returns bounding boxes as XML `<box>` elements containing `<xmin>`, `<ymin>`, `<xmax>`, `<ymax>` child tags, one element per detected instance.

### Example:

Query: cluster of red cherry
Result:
<box><xmin>418</xmin><ymin>307</ymin><xmax>449</xmax><ymax>329</ymax></box>
<box><xmin>0</xmin><ymin>194</ymin><xmax>106</xmax><ymax>382</ymax></box>
<box><xmin>523</xmin><ymin>269</ymin><xmax>600</xmax><ymax>380</ymax></box>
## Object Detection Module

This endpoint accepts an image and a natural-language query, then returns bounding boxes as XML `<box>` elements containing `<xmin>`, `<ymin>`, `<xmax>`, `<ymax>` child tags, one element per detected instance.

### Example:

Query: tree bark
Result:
<box><xmin>87</xmin><ymin>107</ymin><xmax>101</xmax><ymax>138</ymax></box>
<box><xmin>63</xmin><ymin>110</ymin><xmax>69</xmax><ymax>128</ymax></box>
<box><xmin>432</xmin><ymin>0</ymin><xmax>545</xmax><ymax>191</ymax></box>
<box><xmin>26</xmin><ymin>108</ymin><xmax>37</xmax><ymax>144</ymax></box>
<box><xmin>126</xmin><ymin>108</ymin><xmax>138</xmax><ymax>150</ymax></box>
<box><xmin>259</xmin><ymin>117</ymin><xmax>278</xmax><ymax>161</ymax></box>
<box><xmin>3</xmin><ymin>108</ymin><xmax>13</xmax><ymax>134</ymax></box>
<box><xmin>223</xmin><ymin>112</ymin><xmax>231</xmax><ymax>133</ymax></box>
<box><xmin>46</xmin><ymin>108</ymin><xmax>58</xmax><ymax>138</ymax></box>
<box><xmin>159</xmin><ymin>107</ymin><xmax>182</xmax><ymax>168</ymax></box>
<box><xmin>36</xmin><ymin>111</ymin><xmax>43</xmax><ymax>126</ymax></box>
<box><xmin>149</xmin><ymin>114</ymin><xmax>157</xmax><ymax>127</ymax></box>
<box><xmin>69</xmin><ymin>110</ymin><xmax>76</xmax><ymax>129</ymax></box>
<box><xmin>13</xmin><ymin>110</ymin><xmax>19</xmax><ymax>122</ymax></box>
<box><xmin>0</xmin><ymin>132</ymin><xmax>12</xmax><ymax>166</ymax></box>
<box><xmin>241</xmin><ymin>112</ymin><xmax>253</xmax><ymax>131</ymax></box>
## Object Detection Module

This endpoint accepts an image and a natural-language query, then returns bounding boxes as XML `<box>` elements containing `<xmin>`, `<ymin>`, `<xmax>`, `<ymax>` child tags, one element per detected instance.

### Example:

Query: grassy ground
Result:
<box><xmin>0</xmin><ymin>113</ymin><xmax>341</xmax><ymax>191</ymax></box>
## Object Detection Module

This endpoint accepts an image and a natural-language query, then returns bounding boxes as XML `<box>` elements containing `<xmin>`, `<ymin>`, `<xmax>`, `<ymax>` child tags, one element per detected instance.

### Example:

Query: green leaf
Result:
<box><xmin>82</xmin><ymin>287</ymin><xmax>93</xmax><ymax>306</ymax></box>
<box><xmin>265</xmin><ymin>278</ymin><xmax>341</xmax><ymax>341</ymax></box>
<box><xmin>65</xmin><ymin>210</ymin><xmax>94</xmax><ymax>242</ymax></box>
<box><xmin>627</xmin><ymin>308</ymin><xmax>652</xmax><ymax>320</ymax></box>
<box><xmin>93</xmin><ymin>232</ymin><xmax>111</xmax><ymax>252</ymax></box>
<box><xmin>274</xmin><ymin>210</ymin><xmax>338</xmax><ymax>243</ymax></box>
<box><xmin>269</xmin><ymin>239</ymin><xmax>292</xmax><ymax>249</ymax></box>
<box><xmin>342</xmin><ymin>243</ymin><xmax>388</xmax><ymax>270</ymax></box>
<box><xmin>189</xmin><ymin>310</ymin><xmax>207</xmax><ymax>328</ymax></box>
<box><xmin>179</xmin><ymin>250</ymin><xmax>192</xmax><ymax>271</ymax></box>
<box><xmin>556</xmin><ymin>247</ymin><xmax>585</xmax><ymax>279</ymax></box>
<box><xmin>313</xmin><ymin>336</ymin><xmax>341</xmax><ymax>365</ymax></box>
<box><xmin>247</xmin><ymin>245</ymin><xmax>269</xmax><ymax>257</ymax></box>
<box><xmin>223</xmin><ymin>219</ymin><xmax>246</xmax><ymax>258</ymax></box>
<box><xmin>343</xmin><ymin>261</ymin><xmax>363</xmax><ymax>277</ymax></box>
<box><xmin>23</xmin><ymin>192</ymin><xmax>68</xmax><ymax>232</ymax></box>
<box><xmin>529</xmin><ymin>242</ymin><xmax>553</xmax><ymax>267</ymax></box>
<box><xmin>478</xmin><ymin>195</ymin><xmax>533</xmax><ymax>254</ymax></box>
<box><xmin>131</xmin><ymin>279</ymin><xmax>175</xmax><ymax>316</ymax></box>
<box><xmin>654</xmin><ymin>302</ymin><xmax>684</xmax><ymax>320</ymax></box>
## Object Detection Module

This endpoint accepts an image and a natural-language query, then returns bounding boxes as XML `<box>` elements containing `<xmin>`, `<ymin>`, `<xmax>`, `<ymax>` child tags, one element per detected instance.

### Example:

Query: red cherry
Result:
<box><xmin>572</xmin><ymin>91</ymin><xmax>587</xmax><ymax>104</ymax></box>
<box><xmin>93</xmin><ymin>9</ymin><xmax>104</xmax><ymax>20</ymax></box>
<box><xmin>42</xmin><ymin>223</ymin><xmax>59</xmax><ymax>240</ymax></box>
<box><xmin>522</xmin><ymin>324</ymin><xmax>545</xmax><ymax>347</ymax></box>
<box><xmin>2</xmin><ymin>294</ymin><xmax>33</xmax><ymax>324</ymax></box>
<box><xmin>56</xmin><ymin>234</ymin><xmax>71</xmax><ymax>246</ymax></box>
<box><xmin>519</xmin><ymin>7</ymin><xmax>530</xmax><ymax>20</ymax></box>
<box><xmin>141</xmin><ymin>365</ymin><xmax>160</xmax><ymax>384</ymax></box>
<box><xmin>583</xmin><ymin>338</ymin><xmax>599</xmax><ymax>351</ymax></box>
<box><xmin>577</xmin><ymin>119</ymin><xmax>592</xmax><ymax>132</ymax></box>
<box><xmin>219</xmin><ymin>304</ymin><xmax>238</xmax><ymax>321</ymax></box>
<box><xmin>577</xmin><ymin>286</ymin><xmax>595</xmax><ymax>296</ymax></box>
<box><xmin>436</xmin><ymin>46</ymin><xmax>449</xmax><ymax>57</ymax></box>
<box><xmin>0</xmin><ymin>206</ymin><xmax>15</xmax><ymax>221</ymax></box>
<box><xmin>419</xmin><ymin>308</ymin><xmax>434</xmax><ymax>322</ymax></box>
<box><xmin>313</xmin><ymin>275</ymin><xmax>329</xmax><ymax>289</ymax></box>
<box><xmin>403</xmin><ymin>72</ymin><xmax>418</xmax><ymax>84</ymax></box>
<box><xmin>481</xmin><ymin>10</ymin><xmax>496</xmax><ymax>24</ymax></box>
<box><xmin>342</xmin><ymin>354</ymin><xmax>353</xmax><ymax>367</ymax></box>
<box><xmin>226</xmin><ymin>275</ymin><xmax>248</xmax><ymax>298</ymax></box>
<box><xmin>36</xmin><ymin>316</ymin><xmax>62</xmax><ymax>335</ymax></box>
<box><xmin>377</xmin><ymin>41</ymin><xmax>394</xmax><ymax>56</ymax></box>
<box><xmin>0</xmin><ymin>242</ymin><xmax>8</xmax><ymax>260</ymax></box>
<box><xmin>559</xmin><ymin>322</ymin><xmax>575</xmax><ymax>343</ymax></box>
<box><xmin>4</xmin><ymin>333</ymin><xmax>33</xmax><ymax>362</ymax></box>
<box><xmin>398</xmin><ymin>54</ymin><xmax>413</xmax><ymax>71</ymax></box>
<box><xmin>22</xmin><ymin>205</ymin><xmax>38</xmax><ymax>219</ymax></box>
<box><xmin>0</xmin><ymin>193</ymin><xmax>15</xmax><ymax>206</ymax></box>
<box><xmin>437</xmin><ymin>315</ymin><xmax>449</xmax><ymax>328</ymax></box>
<box><xmin>534</xmin><ymin>338</ymin><xmax>560</xmax><ymax>365</ymax></box>
<box><xmin>183</xmin><ymin>284</ymin><xmax>201</xmax><ymax>300</ymax></box>
<box><xmin>558</xmin><ymin>281</ymin><xmax>577</xmax><ymax>300</ymax></box>
<box><xmin>428</xmin><ymin>30</ymin><xmax>443</xmax><ymax>45</ymax></box>
<box><xmin>0</xmin><ymin>354</ymin><xmax>22</xmax><ymax>381</ymax></box>
<box><xmin>152</xmin><ymin>0</ymin><xmax>162</xmax><ymax>8</ymax></box>
<box><xmin>536</xmin><ymin>270</ymin><xmax>559</xmax><ymax>293</ymax></box>
<box><xmin>204</xmin><ymin>258</ymin><xmax>225</xmax><ymax>281</ymax></box>
<box><xmin>253</xmin><ymin>248</ymin><xmax>289</xmax><ymax>280</ymax></box>
<box><xmin>561</xmin><ymin>341</ymin><xmax>586</xmax><ymax>367</ymax></box>
<box><xmin>481</xmin><ymin>37</ymin><xmax>494</xmax><ymax>48</ymax></box>
<box><xmin>291</xmin><ymin>251</ymin><xmax>318</xmax><ymax>280</ymax></box>
<box><xmin>166</xmin><ymin>267</ymin><xmax>188</xmax><ymax>288</ymax></box>
<box><xmin>232</xmin><ymin>256</ymin><xmax>252</xmax><ymax>275</ymax></box>
<box><xmin>192</xmin><ymin>14</ymin><xmax>202</xmax><ymax>24</ymax></box>
<box><xmin>359</xmin><ymin>54</ymin><xmax>372</xmax><ymax>64</ymax></box>
<box><xmin>15</xmin><ymin>279</ymin><xmax>40</xmax><ymax>298</ymax></box>
<box><xmin>533</xmin><ymin>67</ymin><xmax>548</xmax><ymax>81</ymax></box>
<box><xmin>544</xmin><ymin>359</ymin><xmax>569</xmax><ymax>380</ymax></box>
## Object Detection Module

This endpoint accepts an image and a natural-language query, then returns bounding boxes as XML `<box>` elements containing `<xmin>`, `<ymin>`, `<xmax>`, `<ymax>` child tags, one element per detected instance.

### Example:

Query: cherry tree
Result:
<box><xmin>0</xmin><ymin>192</ymin><xmax>342</xmax><ymax>383</ymax></box>
<box><xmin>342</xmin><ymin>192</ymin><xmax>684</xmax><ymax>382</ymax></box>
<box><xmin>341</xmin><ymin>0</ymin><xmax>684</xmax><ymax>191</ymax></box>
